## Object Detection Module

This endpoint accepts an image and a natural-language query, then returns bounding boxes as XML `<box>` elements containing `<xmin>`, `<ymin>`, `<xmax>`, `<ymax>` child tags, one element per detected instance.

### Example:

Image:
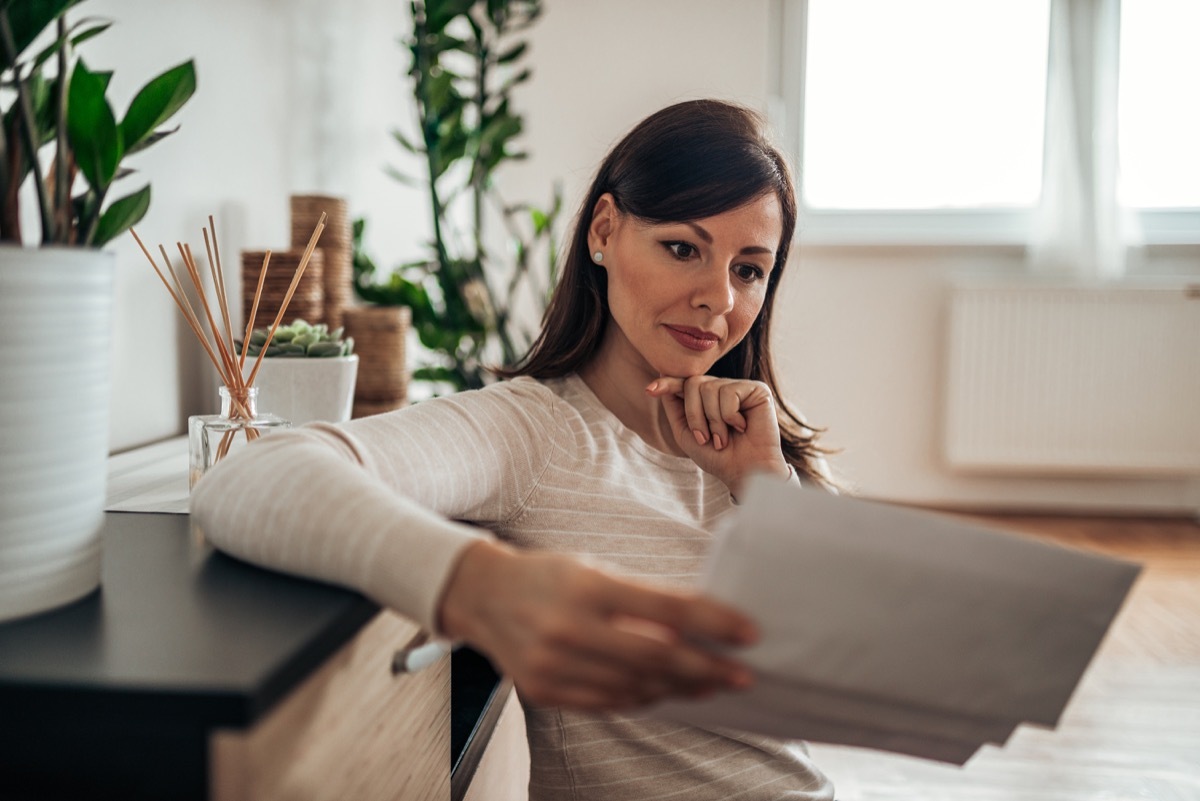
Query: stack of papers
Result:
<box><xmin>649</xmin><ymin>476</ymin><xmax>1141</xmax><ymax>764</ymax></box>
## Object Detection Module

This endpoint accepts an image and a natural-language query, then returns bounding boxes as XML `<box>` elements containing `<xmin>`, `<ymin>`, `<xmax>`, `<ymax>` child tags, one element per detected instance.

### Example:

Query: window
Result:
<box><xmin>1117</xmin><ymin>0</ymin><xmax>1200</xmax><ymax>209</ymax></box>
<box><xmin>801</xmin><ymin>0</ymin><xmax>1049</xmax><ymax>211</ymax></box>
<box><xmin>776</xmin><ymin>0</ymin><xmax>1200</xmax><ymax>247</ymax></box>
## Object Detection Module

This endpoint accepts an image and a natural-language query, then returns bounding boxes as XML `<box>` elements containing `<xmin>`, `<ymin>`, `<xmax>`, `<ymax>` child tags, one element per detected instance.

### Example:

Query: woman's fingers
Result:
<box><xmin>646</xmin><ymin>376</ymin><xmax>787</xmax><ymax>496</ymax></box>
<box><xmin>523</xmin><ymin>621</ymin><xmax>706</xmax><ymax>709</ymax></box>
<box><xmin>718</xmin><ymin>383</ymin><xmax>750</xmax><ymax>435</ymax></box>
<box><xmin>601</xmin><ymin>577</ymin><xmax>758</xmax><ymax>647</ymax></box>
<box><xmin>584</xmin><ymin>617</ymin><xmax>754</xmax><ymax>692</ymax></box>
<box><xmin>520</xmin><ymin>638</ymin><xmax>669</xmax><ymax>707</ymax></box>
<box><xmin>647</xmin><ymin>376</ymin><xmax>765</xmax><ymax>451</ymax></box>
<box><xmin>649</xmin><ymin>376</ymin><xmax>702</xmax><ymax>445</ymax></box>
<box><xmin>520</xmin><ymin>591</ymin><xmax>754</xmax><ymax>709</ymax></box>
<box><xmin>439</xmin><ymin>541</ymin><xmax>759</xmax><ymax>713</ymax></box>
<box><xmin>692</xmin><ymin>379</ymin><xmax>730</xmax><ymax>450</ymax></box>
<box><xmin>568</xmin><ymin>569</ymin><xmax>757</xmax><ymax>685</ymax></box>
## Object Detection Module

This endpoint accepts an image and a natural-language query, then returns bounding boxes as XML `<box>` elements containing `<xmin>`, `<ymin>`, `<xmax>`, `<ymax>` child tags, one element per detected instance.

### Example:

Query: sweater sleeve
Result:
<box><xmin>190</xmin><ymin>378</ymin><xmax>561</xmax><ymax>632</ymax></box>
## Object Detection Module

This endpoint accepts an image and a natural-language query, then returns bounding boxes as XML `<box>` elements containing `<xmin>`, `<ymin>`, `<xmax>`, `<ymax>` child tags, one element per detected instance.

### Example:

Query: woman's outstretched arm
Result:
<box><xmin>192</xmin><ymin>379</ymin><xmax>559</xmax><ymax>631</ymax></box>
<box><xmin>192</xmin><ymin>380</ymin><xmax>759</xmax><ymax>709</ymax></box>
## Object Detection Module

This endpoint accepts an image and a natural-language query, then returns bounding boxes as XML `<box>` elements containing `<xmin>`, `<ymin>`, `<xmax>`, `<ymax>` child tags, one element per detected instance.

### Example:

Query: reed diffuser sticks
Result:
<box><xmin>133</xmin><ymin>214</ymin><xmax>325</xmax><ymax>394</ymax></box>
<box><xmin>132</xmin><ymin>213</ymin><xmax>326</xmax><ymax>469</ymax></box>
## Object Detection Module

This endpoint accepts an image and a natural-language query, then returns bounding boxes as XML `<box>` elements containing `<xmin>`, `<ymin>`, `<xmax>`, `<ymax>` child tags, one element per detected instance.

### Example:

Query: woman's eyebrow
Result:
<box><xmin>683</xmin><ymin>221</ymin><xmax>774</xmax><ymax>257</ymax></box>
<box><xmin>683</xmin><ymin>221</ymin><xmax>714</xmax><ymax>244</ymax></box>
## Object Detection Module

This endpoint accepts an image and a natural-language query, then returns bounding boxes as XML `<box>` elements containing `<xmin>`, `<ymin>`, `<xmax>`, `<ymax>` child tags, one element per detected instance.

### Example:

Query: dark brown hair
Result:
<box><xmin>501</xmin><ymin>99</ymin><xmax>829</xmax><ymax>486</ymax></box>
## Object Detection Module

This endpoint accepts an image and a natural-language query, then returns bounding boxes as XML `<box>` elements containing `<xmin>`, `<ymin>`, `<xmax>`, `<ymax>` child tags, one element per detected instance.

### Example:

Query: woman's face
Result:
<box><xmin>588</xmin><ymin>191</ymin><xmax>782</xmax><ymax>381</ymax></box>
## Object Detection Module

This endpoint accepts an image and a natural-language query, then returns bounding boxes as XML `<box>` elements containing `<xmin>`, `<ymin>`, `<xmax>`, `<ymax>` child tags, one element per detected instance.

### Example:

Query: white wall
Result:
<box><xmin>777</xmin><ymin>246</ymin><xmax>1200</xmax><ymax>513</ymax></box>
<box><xmin>91</xmin><ymin>0</ymin><xmax>1198</xmax><ymax>512</ymax></box>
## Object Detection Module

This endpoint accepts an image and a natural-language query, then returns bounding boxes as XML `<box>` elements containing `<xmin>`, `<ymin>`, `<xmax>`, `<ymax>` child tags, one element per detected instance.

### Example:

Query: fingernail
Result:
<box><xmin>693</xmin><ymin>429</ymin><xmax>707</xmax><ymax>446</ymax></box>
<box><xmin>646</xmin><ymin>380</ymin><xmax>658</xmax><ymax>393</ymax></box>
<box><xmin>713</xmin><ymin>434</ymin><xmax>724</xmax><ymax>450</ymax></box>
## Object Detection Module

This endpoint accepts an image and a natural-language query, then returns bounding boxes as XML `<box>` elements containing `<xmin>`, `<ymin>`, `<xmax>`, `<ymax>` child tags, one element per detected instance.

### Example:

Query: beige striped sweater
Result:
<box><xmin>192</xmin><ymin>374</ymin><xmax>834</xmax><ymax>800</ymax></box>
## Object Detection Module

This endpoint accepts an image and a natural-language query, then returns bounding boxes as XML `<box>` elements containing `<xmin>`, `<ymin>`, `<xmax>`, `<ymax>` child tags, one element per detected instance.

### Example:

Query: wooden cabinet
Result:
<box><xmin>212</xmin><ymin>611</ymin><xmax>450</xmax><ymax>801</ymax></box>
<box><xmin>0</xmin><ymin>514</ymin><xmax>449</xmax><ymax>801</ymax></box>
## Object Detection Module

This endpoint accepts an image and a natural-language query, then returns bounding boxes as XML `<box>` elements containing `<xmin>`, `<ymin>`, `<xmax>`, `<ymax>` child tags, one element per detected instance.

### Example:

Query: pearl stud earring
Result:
<box><xmin>592</xmin><ymin>251</ymin><xmax>604</xmax><ymax>264</ymax></box>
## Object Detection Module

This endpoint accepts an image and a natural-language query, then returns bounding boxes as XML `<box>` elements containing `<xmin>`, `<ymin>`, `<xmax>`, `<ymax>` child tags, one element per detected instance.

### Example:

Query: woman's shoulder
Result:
<box><xmin>503</xmin><ymin>374</ymin><xmax>607</xmax><ymax>427</ymax></box>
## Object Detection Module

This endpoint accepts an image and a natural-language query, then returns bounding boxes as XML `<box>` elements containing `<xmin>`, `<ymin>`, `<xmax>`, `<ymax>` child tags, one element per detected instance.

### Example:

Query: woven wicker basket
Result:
<box><xmin>241</xmin><ymin>249</ymin><xmax>324</xmax><ymax>328</ymax></box>
<box><xmin>291</xmin><ymin>195</ymin><xmax>353</xmax><ymax>330</ymax></box>
<box><xmin>343</xmin><ymin>305</ymin><xmax>410</xmax><ymax>416</ymax></box>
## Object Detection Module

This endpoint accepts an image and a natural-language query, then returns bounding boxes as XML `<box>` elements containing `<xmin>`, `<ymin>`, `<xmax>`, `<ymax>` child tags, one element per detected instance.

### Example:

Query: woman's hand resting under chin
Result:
<box><xmin>646</xmin><ymin>375</ymin><xmax>790</xmax><ymax>498</ymax></box>
<box><xmin>437</xmin><ymin>539</ymin><xmax>759</xmax><ymax>712</ymax></box>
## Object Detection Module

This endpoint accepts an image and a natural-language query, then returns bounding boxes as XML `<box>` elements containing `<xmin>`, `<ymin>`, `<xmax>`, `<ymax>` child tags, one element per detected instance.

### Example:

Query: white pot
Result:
<box><xmin>242</xmin><ymin>354</ymin><xmax>359</xmax><ymax>426</ymax></box>
<box><xmin>0</xmin><ymin>246</ymin><xmax>114</xmax><ymax>623</ymax></box>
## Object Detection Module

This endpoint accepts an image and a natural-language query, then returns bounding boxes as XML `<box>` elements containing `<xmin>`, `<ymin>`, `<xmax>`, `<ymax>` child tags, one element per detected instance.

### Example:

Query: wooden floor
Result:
<box><xmin>807</xmin><ymin>513</ymin><xmax>1200</xmax><ymax>801</ymax></box>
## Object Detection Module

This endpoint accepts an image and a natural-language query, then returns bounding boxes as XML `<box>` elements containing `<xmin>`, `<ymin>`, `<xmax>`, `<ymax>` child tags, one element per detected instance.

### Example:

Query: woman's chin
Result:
<box><xmin>651</xmin><ymin>354</ymin><xmax>720</xmax><ymax>379</ymax></box>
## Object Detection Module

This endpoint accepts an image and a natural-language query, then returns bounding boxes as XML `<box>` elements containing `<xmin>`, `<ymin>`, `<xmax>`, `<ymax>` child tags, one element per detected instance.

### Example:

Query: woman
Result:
<box><xmin>194</xmin><ymin>98</ymin><xmax>834</xmax><ymax>799</ymax></box>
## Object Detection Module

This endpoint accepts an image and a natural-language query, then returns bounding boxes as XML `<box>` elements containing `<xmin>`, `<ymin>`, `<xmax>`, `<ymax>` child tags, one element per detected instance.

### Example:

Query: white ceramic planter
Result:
<box><xmin>242</xmin><ymin>355</ymin><xmax>359</xmax><ymax>426</ymax></box>
<box><xmin>0</xmin><ymin>246</ymin><xmax>114</xmax><ymax>623</ymax></box>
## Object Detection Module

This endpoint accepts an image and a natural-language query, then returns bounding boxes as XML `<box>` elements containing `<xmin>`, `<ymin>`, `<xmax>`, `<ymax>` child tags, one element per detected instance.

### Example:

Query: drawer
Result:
<box><xmin>210</xmin><ymin>611</ymin><xmax>450</xmax><ymax>801</ymax></box>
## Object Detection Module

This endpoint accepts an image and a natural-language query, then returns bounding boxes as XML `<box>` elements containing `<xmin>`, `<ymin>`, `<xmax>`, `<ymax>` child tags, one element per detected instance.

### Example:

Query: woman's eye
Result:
<box><xmin>663</xmin><ymin>241</ymin><xmax>697</xmax><ymax>260</ymax></box>
<box><xmin>735</xmin><ymin>264</ymin><xmax>766</xmax><ymax>283</ymax></box>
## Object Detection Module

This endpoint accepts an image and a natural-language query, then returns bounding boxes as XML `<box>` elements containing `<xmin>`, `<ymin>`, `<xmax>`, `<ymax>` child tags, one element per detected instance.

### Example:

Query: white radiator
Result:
<box><xmin>943</xmin><ymin>282</ymin><xmax>1200</xmax><ymax>476</ymax></box>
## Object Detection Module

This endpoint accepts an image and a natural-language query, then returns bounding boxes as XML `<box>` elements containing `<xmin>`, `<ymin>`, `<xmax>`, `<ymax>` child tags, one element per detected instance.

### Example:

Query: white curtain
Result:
<box><xmin>1029</xmin><ymin>0</ymin><xmax>1138</xmax><ymax>280</ymax></box>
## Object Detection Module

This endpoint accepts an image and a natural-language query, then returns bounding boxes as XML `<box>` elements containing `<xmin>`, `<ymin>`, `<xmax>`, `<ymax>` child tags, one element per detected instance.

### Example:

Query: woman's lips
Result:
<box><xmin>664</xmin><ymin>325</ymin><xmax>720</xmax><ymax>351</ymax></box>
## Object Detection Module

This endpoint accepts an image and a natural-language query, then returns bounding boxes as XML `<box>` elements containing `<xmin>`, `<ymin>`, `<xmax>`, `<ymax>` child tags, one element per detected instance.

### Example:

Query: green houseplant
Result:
<box><xmin>233</xmin><ymin>321</ymin><xmax>360</xmax><ymax>426</ymax></box>
<box><xmin>0</xmin><ymin>0</ymin><xmax>195</xmax><ymax>622</ymax></box>
<box><xmin>354</xmin><ymin>0</ymin><xmax>561</xmax><ymax>392</ymax></box>
<box><xmin>0</xmin><ymin>1</ymin><xmax>195</xmax><ymax>245</ymax></box>
<box><xmin>237</xmin><ymin>320</ymin><xmax>355</xmax><ymax>359</ymax></box>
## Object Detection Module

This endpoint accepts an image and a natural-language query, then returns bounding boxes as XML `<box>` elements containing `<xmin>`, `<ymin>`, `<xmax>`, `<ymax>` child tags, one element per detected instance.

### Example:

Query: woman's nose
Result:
<box><xmin>693</xmin><ymin>265</ymin><xmax>735</xmax><ymax>315</ymax></box>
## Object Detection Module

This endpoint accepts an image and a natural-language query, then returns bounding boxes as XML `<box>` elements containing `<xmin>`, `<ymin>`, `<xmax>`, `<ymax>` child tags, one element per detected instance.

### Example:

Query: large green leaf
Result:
<box><xmin>119</xmin><ymin>59</ymin><xmax>195</xmax><ymax>152</ymax></box>
<box><xmin>67</xmin><ymin>58</ymin><xmax>121</xmax><ymax>191</ymax></box>
<box><xmin>90</xmin><ymin>69</ymin><xmax>112</xmax><ymax>93</ymax></box>
<box><xmin>91</xmin><ymin>183</ymin><xmax>149</xmax><ymax>246</ymax></box>
<box><xmin>0</xmin><ymin>0</ymin><xmax>81</xmax><ymax>70</ymax></box>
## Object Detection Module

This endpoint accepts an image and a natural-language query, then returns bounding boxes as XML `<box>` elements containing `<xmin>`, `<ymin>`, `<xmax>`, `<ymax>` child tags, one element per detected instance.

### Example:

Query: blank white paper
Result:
<box><xmin>647</xmin><ymin>475</ymin><xmax>1141</xmax><ymax>764</ymax></box>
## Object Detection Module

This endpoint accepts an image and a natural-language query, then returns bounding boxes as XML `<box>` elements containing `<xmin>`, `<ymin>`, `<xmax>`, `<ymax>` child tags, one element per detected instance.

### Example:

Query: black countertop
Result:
<box><xmin>0</xmin><ymin>512</ymin><xmax>504</xmax><ymax>800</ymax></box>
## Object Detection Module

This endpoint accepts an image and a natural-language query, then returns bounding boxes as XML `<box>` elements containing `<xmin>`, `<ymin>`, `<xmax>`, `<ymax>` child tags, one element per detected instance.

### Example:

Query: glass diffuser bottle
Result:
<box><xmin>188</xmin><ymin>385</ymin><xmax>289</xmax><ymax>488</ymax></box>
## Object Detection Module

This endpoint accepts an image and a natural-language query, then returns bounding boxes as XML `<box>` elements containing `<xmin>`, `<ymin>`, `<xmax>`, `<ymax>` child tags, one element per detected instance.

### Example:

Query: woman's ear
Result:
<box><xmin>587</xmin><ymin>193</ymin><xmax>619</xmax><ymax>261</ymax></box>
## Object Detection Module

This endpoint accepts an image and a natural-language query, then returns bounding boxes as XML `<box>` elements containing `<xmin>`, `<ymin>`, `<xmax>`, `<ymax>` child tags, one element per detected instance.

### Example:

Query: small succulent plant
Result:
<box><xmin>239</xmin><ymin>320</ymin><xmax>355</xmax><ymax>358</ymax></box>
